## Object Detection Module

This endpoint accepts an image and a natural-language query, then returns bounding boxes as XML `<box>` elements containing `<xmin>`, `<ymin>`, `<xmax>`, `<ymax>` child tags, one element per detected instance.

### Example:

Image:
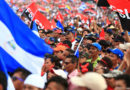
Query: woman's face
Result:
<box><xmin>95</xmin><ymin>63</ymin><xmax>104</xmax><ymax>74</ymax></box>
<box><xmin>45</xmin><ymin>58</ymin><xmax>53</xmax><ymax>71</ymax></box>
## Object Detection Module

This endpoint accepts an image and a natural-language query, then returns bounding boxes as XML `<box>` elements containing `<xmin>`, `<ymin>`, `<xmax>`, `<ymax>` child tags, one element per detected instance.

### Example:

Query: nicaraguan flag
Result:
<box><xmin>0</xmin><ymin>54</ymin><xmax>15</xmax><ymax>90</ymax></box>
<box><xmin>0</xmin><ymin>0</ymin><xmax>53</xmax><ymax>74</ymax></box>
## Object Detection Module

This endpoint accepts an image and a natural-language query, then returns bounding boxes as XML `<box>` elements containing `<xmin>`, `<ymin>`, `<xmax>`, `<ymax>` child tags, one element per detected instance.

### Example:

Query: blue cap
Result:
<box><xmin>91</xmin><ymin>43</ymin><xmax>102</xmax><ymax>51</ymax></box>
<box><xmin>109</xmin><ymin>48</ymin><xmax>124</xmax><ymax>60</ymax></box>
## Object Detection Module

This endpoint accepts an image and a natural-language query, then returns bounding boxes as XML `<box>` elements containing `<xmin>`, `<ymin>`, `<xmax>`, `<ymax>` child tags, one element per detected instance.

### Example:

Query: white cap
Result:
<box><xmin>70</xmin><ymin>72</ymin><xmax>107</xmax><ymax>90</ymax></box>
<box><xmin>51</xmin><ymin>69</ymin><xmax>67</xmax><ymax>79</ymax></box>
<box><xmin>77</xmin><ymin>28</ymin><xmax>83</xmax><ymax>32</ymax></box>
<box><xmin>119</xmin><ymin>43</ymin><xmax>130</xmax><ymax>50</ymax></box>
<box><xmin>24</xmin><ymin>74</ymin><xmax>45</xmax><ymax>89</ymax></box>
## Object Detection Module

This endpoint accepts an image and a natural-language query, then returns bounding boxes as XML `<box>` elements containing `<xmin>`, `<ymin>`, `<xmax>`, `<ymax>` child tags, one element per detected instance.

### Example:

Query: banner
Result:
<box><xmin>32</xmin><ymin>11</ymin><xmax>51</xmax><ymax>30</ymax></box>
<box><xmin>22</xmin><ymin>2</ymin><xmax>38</xmax><ymax>21</ymax></box>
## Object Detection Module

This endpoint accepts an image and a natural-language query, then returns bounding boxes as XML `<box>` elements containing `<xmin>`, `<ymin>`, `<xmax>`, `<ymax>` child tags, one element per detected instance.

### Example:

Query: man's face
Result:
<box><xmin>38</xmin><ymin>30</ymin><xmax>44</xmax><ymax>38</ymax></box>
<box><xmin>45</xmin><ymin>82</ymin><xmax>65</xmax><ymax>90</ymax></box>
<box><xmin>24</xmin><ymin>84</ymin><xmax>42</xmax><ymax>90</ymax></box>
<box><xmin>106</xmin><ymin>78</ymin><xmax>115</xmax><ymax>88</ymax></box>
<box><xmin>108</xmin><ymin>53</ymin><xmax>118</xmax><ymax>65</ymax></box>
<box><xmin>12</xmin><ymin>72</ymin><xmax>24</xmax><ymax>90</ymax></box>
<box><xmin>64</xmin><ymin>58</ymin><xmax>75</xmax><ymax>73</ymax></box>
<box><xmin>114</xmin><ymin>80</ymin><xmax>126</xmax><ymax>90</ymax></box>
<box><xmin>89</xmin><ymin>46</ymin><xmax>99</xmax><ymax>57</ymax></box>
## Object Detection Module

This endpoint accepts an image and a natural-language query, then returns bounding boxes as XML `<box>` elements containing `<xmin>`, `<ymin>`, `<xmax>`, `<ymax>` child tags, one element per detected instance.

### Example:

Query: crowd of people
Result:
<box><xmin>0</xmin><ymin>0</ymin><xmax>130</xmax><ymax>90</ymax></box>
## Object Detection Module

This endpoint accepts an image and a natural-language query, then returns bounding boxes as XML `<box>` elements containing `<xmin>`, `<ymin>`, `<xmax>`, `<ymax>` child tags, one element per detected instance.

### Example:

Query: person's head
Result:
<box><xmin>114</xmin><ymin>74</ymin><xmax>130</xmax><ymax>90</ymax></box>
<box><xmin>12</xmin><ymin>68</ymin><xmax>31</xmax><ymax>90</ymax></box>
<box><xmin>105</xmin><ymin>30</ymin><xmax>113</xmax><ymax>40</ymax></box>
<box><xmin>38</xmin><ymin>29</ymin><xmax>46</xmax><ymax>38</ymax></box>
<box><xmin>64</xmin><ymin>55</ymin><xmax>78</xmax><ymax>74</ymax></box>
<box><xmin>70</xmin><ymin>72</ymin><xmax>107</xmax><ymax>90</ymax></box>
<box><xmin>95</xmin><ymin>57</ymin><xmax>113</xmax><ymax>74</ymax></box>
<box><xmin>0</xmin><ymin>71</ymin><xmax>7</xmax><ymax>90</ymax></box>
<box><xmin>66</xmin><ymin>31</ymin><xmax>74</xmax><ymax>39</ymax></box>
<box><xmin>98</xmin><ymin>40</ymin><xmax>111</xmax><ymax>50</ymax></box>
<box><xmin>45</xmin><ymin>76</ymin><xmax>68</xmax><ymax>90</ymax></box>
<box><xmin>44</xmin><ymin>54</ymin><xmax>61</xmax><ymax>71</ymax></box>
<box><xmin>79</xmin><ymin>52</ymin><xmax>89</xmax><ymax>65</ymax></box>
<box><xmin>53</xmin><ymin>45</ymin><xmax>66</xmax><ymax>60</ymax></box>
<box><xmin>103</xmin><ymin>70</ymin><xmax>123</xmax><ymax>88</ymax></box>
<box><xmin>62</xmin><ymin>40</ymin><xmax>72</xmax><ymax>49</ymax></box>
<box><xmin>108</xmin><ymin>48</ymin><xmax>124</xmax><ymax>67</ymax></box>
<box><xmin>89</xmin><ymin>43</ymin><xmax>102</xmax><ymax>58</ymax></box>
<box><xmin>24</xmin><ymin>74</ymin><xmax>45</xmax><ymax>90</ymax></box>
<box><xmin>63</xmin><ymin>48</ymin><xmax>75</xmax><ymax>60</ymax></box>
<box><xmin>113</xmin><ymin>35</ymin><xmax>125</xmax><ymax>48</ymax></box>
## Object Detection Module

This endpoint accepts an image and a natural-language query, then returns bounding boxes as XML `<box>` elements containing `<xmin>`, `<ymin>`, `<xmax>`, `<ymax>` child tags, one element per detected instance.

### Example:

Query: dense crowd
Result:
<box><xmin>0</xmin><ymin>0</ymin><xmax>130</xmax><ymax>90</ymax></box>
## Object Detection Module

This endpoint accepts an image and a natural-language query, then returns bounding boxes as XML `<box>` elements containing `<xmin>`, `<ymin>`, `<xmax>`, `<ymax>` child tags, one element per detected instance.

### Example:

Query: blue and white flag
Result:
<box><xmin>0</xmin><ymin>0</ymin><xmax>53</xmax><ymax>74</ymax></box>
<box><xmin>0</xmin><ymin>54</ymin><xmax>15</xmax><ymax>90</ymax></box>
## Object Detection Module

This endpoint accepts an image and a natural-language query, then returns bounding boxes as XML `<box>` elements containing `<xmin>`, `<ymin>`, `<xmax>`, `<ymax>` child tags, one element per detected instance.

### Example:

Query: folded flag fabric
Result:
<box><xmin>0</xmin><ymin>54</ymin><xmax>15</xmax><ymax>90</ymax></box>
<box><xmin>0</xmin><ymin>0</ymin><xmax>53</xmax><ymax>74</ymax></box>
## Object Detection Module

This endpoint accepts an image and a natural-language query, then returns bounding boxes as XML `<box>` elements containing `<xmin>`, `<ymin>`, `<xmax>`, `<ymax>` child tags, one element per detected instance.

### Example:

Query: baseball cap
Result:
<box><xmin>91</xmin><ymin>43</ymin><xmax>102</xmax><ymax>51</ymax></box>
<box><xmin>24</xmin><ymin>74</ymin><xmax>46</xmax><ymax>89</ymax></box>
<box><xmin>108</xmin><ymin>48</ymin><xmax>124</xmax><ymax>60</ymax></box>
<box><xmin>50</xmin><ymin>69</ymin><xmax>67</xmax><ymax>79</ymax></box>
<box><xmin>70</xmin><ymin>72</ymin><xmax>107</xmax><ymax>90</ymax></box>
<box><xmin>119</xmin><ymin>43</ymin><xmax>130</xmax><ymax>50</ymax></box>
<box><xmin>98</xmin><ymin>57</ymin><xmax>113</xmax><ymax>69</ymax></box>
<box><xmin>103</xmin><ymin>70</ymin><xmax>123</xmax><ymax>78</ymax></box>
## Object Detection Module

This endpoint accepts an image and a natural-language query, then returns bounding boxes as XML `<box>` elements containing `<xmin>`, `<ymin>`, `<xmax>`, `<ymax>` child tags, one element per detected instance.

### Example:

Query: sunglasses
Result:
<box><xmin>64</xmin><ymin>62</ymin><xmax>71</xmax><ymax>65</ymax></box>
<box><xmin>12</xmin><ymin>76</ymin><xmax>24</xmax><ymax>82</ymax></box>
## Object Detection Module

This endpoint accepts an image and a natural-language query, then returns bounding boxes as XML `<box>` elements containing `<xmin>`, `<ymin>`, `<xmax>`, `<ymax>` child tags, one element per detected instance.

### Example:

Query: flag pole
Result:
<box><xmin>74</xmin><ymin>36</ymin><xmax>84</xmax><ymax>55</ymax></box>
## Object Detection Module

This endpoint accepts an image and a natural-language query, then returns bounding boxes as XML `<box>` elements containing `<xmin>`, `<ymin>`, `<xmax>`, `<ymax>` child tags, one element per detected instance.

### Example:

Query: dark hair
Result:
<box><xmin>66</xmin><ymin>55</ymin><xmax>78</xmax><ymax>64</ymax></box>
<box><xmin>115</xmin><ymin>74</ymin><xmax>130</xmax><ymax>87</ymax></box>
<box><xmin>98</xmin><ymin>40</ymin><xmax>111</xmax><ymax>49</ymax></box>
<box><xmin>14</xmin><ymin>68</ymin><xmax>31</xmax><ymax>80</ymax></box>
<box><xmin>0</xmin><ymin>71</ymin><xmax>7</xmax><ymax>90</ymax></box>
<box><xmin>86</xmin><ymin>36</ymin><xmax>96</xmax><ymax>42</ymax></box>
<box><xmin>45</xmin><ymin>76</ymin><xmax>68</xmax><ymax>90</ymax></box>
<box><xmin>62</xmin><ymin>40</ymin><xmax>72</xmax><ymax>48</ymax></box>
<box><xmin>99</xmin><ymin>56</ymin><xmax>113</xmax><ymax>69</ymax></box>
<box><xmin>66</xmin><ymin>48</ymin><xmax>75</xmax><ymax>55</ymax></box>
<box><xmin>45</xmin><ymin>54</ymin><xmax>62</xmax><ymax>69</ymax></box>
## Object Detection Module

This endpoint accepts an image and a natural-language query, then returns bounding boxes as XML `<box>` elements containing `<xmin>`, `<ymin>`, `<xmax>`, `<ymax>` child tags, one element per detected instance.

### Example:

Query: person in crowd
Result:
<box><xmin>107</xmin><ymin>48</ymin><xmax>124</xmax><ymax>69</ymax></box>
<box><xmin>114</xmin><ymin>74</ymin><xmax>130</xmax><ymax>90</ymax></box>
<box><xmin>45</xmin><ymin>76</ymin><xmax>68</xmax><ymax>90</ymax></box>
<box><xmin>94</xmin><ymin>56</ymin><xmax>113</xmax><ymax>74</ymax></box>
<box><xmin>41</xmin><ymin>54</ymin><xmax>61</xmax><ymax>76</ymax></box>
<box><xmin>0</xmin><ymin>71</ymin><xmax>7</xmax><ymax>90</ymax></box>
<box><xmin>87</xmin><ymin>43</ymin><xmax>102</xmax><ymax>68</ymax></box>
<box><xmin>63</xmin><ymin>55</ymin><xmax>78</xmax><ymax>90</ymax></box>
<box><xmin>12</xmin><ymin>68</ymin><xmax>31</xmax><ymax>90</ymax></box>
<box><xmin>103</xmin><ymin>70</ymin><xmax>123</xmax><ymax>90</ymax></box>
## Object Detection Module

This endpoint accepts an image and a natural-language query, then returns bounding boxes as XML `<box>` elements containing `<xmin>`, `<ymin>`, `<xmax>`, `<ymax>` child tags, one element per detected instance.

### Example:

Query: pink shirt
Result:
<box><xmin>67</xmin><ymin>69</ymin><xmax>79</xmax><ymax>90</ymax></box>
